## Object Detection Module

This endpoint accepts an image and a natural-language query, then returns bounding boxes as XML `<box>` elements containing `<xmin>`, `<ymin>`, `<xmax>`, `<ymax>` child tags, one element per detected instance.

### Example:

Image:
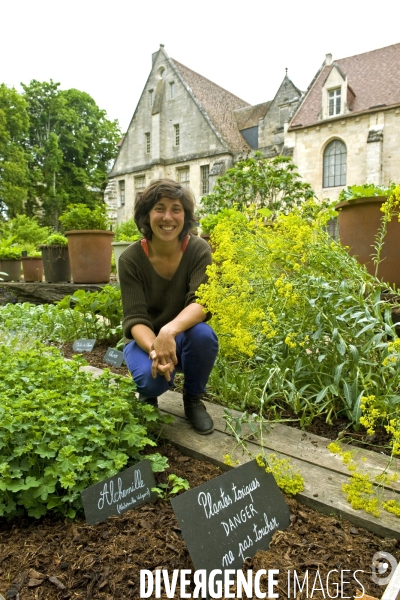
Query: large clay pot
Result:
<box><xmin>21</xmin><ymin>257</ymin><xmax>44</xmax><ymax>282</ymax></box>
<box><xmin>112</xmin><ymin>241</ymin><xmax>133</xmax><ymax>278</ymax></box>
<box><xmin>336</xmin><ymin>196</ymin><xmax>400</xmax><ymax>287</ymax></box>
<box><xmin>65</xmin><ymin>230</ymin><xmax>115</xmax><ymax>284</ymax></box>
<box><xmin>0</xmin><ymin>259</ymin><xmax>21</xmax><ymax>281</ymax></box>
<box><xmin>41</xmin><ymin>245</ymin><xmax>71</xmax><ymax>283</ymax></box>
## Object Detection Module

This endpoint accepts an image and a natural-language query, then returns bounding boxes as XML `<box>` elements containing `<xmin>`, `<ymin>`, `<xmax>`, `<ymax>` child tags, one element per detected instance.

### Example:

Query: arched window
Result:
<box><xmin>323</xmin><ymin>139</ymin><xmax>347</xmax><ymax>188</ymax></box>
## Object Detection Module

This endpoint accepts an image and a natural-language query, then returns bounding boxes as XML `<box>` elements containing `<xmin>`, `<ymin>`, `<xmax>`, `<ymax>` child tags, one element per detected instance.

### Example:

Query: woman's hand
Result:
<box><xmin>150</xmin><ymin>328</ymin><xmax>178</xmax><ymax>380</ymax></box>
<box><xmin>150</xmin><ymin>353</ymin><xmax>175</xmax><ymax>381</ymax></box>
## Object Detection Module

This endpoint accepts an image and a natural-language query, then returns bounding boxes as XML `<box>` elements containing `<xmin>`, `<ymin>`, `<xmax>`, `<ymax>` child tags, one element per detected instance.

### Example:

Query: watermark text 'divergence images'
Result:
<box><xmin>140</xmin><ymin>568</ymin><xmax>365</xmax><ymax>598</ymax></box>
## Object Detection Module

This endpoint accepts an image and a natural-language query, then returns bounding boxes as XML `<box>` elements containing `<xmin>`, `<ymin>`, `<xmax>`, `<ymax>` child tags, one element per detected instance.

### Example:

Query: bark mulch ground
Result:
<box><xmin>1</xmin><ymin>342</ymin><xmax>398</xmax><ymax>599</ymax></box>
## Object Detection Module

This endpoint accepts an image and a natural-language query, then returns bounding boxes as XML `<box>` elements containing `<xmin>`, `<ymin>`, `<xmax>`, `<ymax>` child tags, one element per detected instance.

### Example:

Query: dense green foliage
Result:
<box><xmin>338</xmin><ymin>183</ymin><xmax>395</xmax><ymax>201</ymax></box>
<box><xmin>57</xmin><ymin>286</ymin><xmax>123</xmax><ymax>345</ymax></box>
<box><xmin>0</xmin><ymin>214</ymin><xmax>50</xmax><ymax>247</ymax></box>
<box><xmin>0</xmin><ymin>286</ymin><xmax>123</xmax><ymax>344</ymax></box>
<box><xmin>113</xmin><ymin>218</ymin><xmax>141</xmax><ymax>242</ymax></box>
<box><xmin>0</xmin><ymin>236</ymin><xmax>22</xmax><ymax>259</ymax></box>
<box><xmin>41</xmin><ymin>233</ymin><xmax>68</xmax><ymax>246</ymax></box>
<box><xmin>0</xmin><ymin>337</ymin><xmax>163</xmax><ymax>518</ymax></box>
<box><xmin>22</xmin><ymin>80</ymin><xmax>121</xmax><ymax>226</ymax></box>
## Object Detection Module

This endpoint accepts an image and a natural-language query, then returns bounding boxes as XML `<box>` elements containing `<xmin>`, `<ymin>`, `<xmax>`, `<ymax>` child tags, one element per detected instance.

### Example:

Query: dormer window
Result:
<box><xmin>328</xmin><ymin>88</ymin><xmax>341</xmax><ymax>116</ymax></box>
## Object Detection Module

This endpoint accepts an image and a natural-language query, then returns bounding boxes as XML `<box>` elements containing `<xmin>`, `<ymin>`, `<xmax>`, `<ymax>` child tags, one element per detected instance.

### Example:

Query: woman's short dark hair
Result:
<box><xmin>134</xmin><ymin>178</ymin><xmax>196</xmax><ymax>240</ymax></box>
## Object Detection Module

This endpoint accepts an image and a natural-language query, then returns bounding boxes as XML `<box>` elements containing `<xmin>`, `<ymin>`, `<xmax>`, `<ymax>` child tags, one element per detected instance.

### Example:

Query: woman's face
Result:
<box><xmin>149</xmin><ymin>196</ymin><xmax>185</xmax><ymax>243</ymax></box>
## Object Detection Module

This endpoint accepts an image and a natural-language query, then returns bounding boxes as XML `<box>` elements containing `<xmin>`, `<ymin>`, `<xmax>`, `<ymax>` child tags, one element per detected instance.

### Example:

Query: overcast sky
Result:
<box><xmin>2</xmin><ymin>0</ymin><xmax>400</xmax><ymax>132</ymax></box>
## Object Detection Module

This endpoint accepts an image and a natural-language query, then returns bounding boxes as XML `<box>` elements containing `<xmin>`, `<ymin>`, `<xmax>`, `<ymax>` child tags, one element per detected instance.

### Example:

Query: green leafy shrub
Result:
<box><xmin>114</xmin><ymin>218</ymin><xmax>141</xmax><ymax>242</ymax></box>
<box><xmin>0</xmin><ymin>302</ymin><xmax>87</xmax><ymax>343</ymax></box>
<box><xmin>0</xmin><ymin>285</ymin><xmax>122</xmax><ymax>343</ymax></box>
<box><xmin>0</xmin><ymin>339</ymin><xmax>164</xmax><ymax>519</ymax></box>
<box><xmin>59</xmin><ymin>203</ymin><xmax>110</xmax><ymax>231</ymax></box>
<box><xmin>0</xmin><ymin>236</ymin><xmax>22</xmax><ymax>260</ymax></box>
<box><xmin>0</xmin><ymin>215</ymin><xmax>51</xmax><ymax>247</ymax></box>
<box><xmin>0</xmin><ymin>287</ymin><xmax>123</xmax><ymax>345</ymax></box>
<box><xmin>200</xmin><ymin>153</ymin><xmax>314</xmax><ymax>220</ymax></box>
<box><xmin>200</xmin><ymin>209</ymin><xmax>238</xmax><ymax>235</ymax></box>
<box><xmin>56</xmin><ymin>285</ymin><xmax>122</xmax><ymax>344</ymax></box>
<box><xmin>41</xmin><ymin>233</ymin><xmax>68</xmax><ymax>246</ymax></box>
<box><xmin>338</xmin><ymin>183</ymin><xmax>395</xmax><ymax>201</ymax></box>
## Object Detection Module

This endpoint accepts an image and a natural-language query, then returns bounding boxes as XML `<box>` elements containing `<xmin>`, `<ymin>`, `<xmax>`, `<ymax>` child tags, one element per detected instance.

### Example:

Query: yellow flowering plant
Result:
<box><xmin>197</xmin><ymin>204</ymin><xmax>400</xmax><ymax>431</ymax></box>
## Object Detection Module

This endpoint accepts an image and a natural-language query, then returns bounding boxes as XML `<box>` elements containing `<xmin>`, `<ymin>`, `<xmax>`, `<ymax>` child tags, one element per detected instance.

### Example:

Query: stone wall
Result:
<box><xmin>287</xmin><ymin>107</ymin><xmax>400</xmax><ymax>201</ymax></box>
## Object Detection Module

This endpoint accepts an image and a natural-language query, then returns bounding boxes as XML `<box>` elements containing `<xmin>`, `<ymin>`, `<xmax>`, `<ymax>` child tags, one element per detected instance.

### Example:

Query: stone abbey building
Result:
<box><xmin>105</xmin><ymin>42</ymin><xmax>400</xmax><ymax>223</ymax></box>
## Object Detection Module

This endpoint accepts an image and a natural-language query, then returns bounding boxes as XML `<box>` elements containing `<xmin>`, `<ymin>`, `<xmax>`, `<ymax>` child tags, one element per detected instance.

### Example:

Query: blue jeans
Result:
<box><xmin>123</xmin><ymin>322</ymin><xmax>219</xmax><ymax>397</ymax></box>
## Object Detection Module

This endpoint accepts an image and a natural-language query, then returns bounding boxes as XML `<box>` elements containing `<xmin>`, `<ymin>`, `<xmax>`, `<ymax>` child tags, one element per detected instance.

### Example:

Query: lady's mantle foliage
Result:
<box><xmin>0</xmin><ymin>341</ymin><xmax>162</xmax><ymax>519</ymax></box>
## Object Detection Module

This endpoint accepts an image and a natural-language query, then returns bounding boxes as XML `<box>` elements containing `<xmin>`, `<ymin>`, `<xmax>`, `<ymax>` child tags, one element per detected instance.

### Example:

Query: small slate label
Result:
<box><xmin>104</xmin><ymin>347</ymin><xmax>124</xmax><ymax>367</ymax></box>
<box><xmin>73</xmin><ymin>338</ymin><xmax>96</xmax><ymax>352</ymax></box>
<box><xmin>171</xmin><ymin>459</ymin><xmax>291</xmax><ymax>573</ymax></box>
<box><xmin>81</xmin><ymin>459</ymin><xmax>157</xmax><ymax>525</ymax></box>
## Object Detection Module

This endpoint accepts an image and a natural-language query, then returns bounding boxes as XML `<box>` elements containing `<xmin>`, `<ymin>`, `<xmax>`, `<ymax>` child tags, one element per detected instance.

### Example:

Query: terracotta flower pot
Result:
<box><xmin>0</xmin><ymin>259</ymin><xmax>22</xmax><ymax>282</ymax></box>
<box><xmin>22</xmin><ymin>257</ymin><xmax>44</xmax><ymax>282</ymax></box>
<box><xmin>65</xmin><ymin>230</ymin><xmax>115</xmax><ymax>284</ymax></box>
<box><xmin>336</xmin><ymin>196</ymin><xmax>400</xmax><ymax>287</ymax></box>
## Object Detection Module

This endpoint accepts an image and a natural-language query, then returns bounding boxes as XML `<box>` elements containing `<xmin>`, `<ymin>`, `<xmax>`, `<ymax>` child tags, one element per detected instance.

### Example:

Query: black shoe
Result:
<box><xmin>183</xmin><ymin>393</ymin><xmax>214</xmax><ymax>435</ymax></box>
<box><xmin>138</xmin><ymin>394</ymin><xmax>158</xmax><ymax>407</ymax></box>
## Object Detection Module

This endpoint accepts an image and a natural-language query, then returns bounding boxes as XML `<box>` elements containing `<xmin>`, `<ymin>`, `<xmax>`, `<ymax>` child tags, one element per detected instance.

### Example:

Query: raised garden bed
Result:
<box><xmin>0</xmin><ymin>443</ymin><xmax>397</xmax><ymax>600</ymax></box>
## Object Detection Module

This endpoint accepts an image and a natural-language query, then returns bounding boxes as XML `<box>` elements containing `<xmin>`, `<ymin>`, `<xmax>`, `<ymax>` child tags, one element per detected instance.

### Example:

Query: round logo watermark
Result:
<box><xmin>372</xmin><ymin>551</ymin><xmax>398</xmax><ymax>586</ymax></box>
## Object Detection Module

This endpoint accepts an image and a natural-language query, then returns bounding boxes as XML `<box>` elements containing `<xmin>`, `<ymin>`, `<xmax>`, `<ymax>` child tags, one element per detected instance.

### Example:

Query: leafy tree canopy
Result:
<box><xmin>21</xmin><ymin>79</ymin><xmax>121</xmax><ymax>227</ymax></box>
<box><xmin>0</xmin><ymin>84</ymin><xmax>30</xmax><ymax>218</ymax></box>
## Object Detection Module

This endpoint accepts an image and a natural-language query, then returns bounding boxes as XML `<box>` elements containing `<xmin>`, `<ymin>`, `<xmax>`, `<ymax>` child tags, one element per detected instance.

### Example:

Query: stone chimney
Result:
<box><xmin>325</xmin><ymin>53</ymin><xmax>333</xmax><ymax>66</ymax></box>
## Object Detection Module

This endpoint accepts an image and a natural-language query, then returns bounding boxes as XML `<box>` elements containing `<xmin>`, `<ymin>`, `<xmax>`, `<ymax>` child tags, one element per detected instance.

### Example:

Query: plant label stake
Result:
<box><xmin>72</xmin><ymin>338</ymin><xmax>96</xmax><ymax>352</ymax></box>
<box><xmin>171</xmin><ymin>459</ymin><xmax>291</xmax><ymax>596</ymax></box>
<box><xmin>104</xmin><ymin>347</ymin><xmax>124</xmax><ymax>367</ymax></box>
<box><xmin>81</xmin><ymin>459</ymin><xmax>158</xmax><ymax>525</ymax></box>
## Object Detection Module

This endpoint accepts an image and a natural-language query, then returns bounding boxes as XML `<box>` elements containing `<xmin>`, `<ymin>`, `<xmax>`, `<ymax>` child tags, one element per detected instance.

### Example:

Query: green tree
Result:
<box><xmin>0</xmin><ymin>84</ymin><xmax>30</xmax><ymax>218</ymax></box>
<box><xmin>22</xmin><ymin>80</ymin><xmax>121</xmax><ymax>227</ymax></box>
<box><xmin>200</xmin><ymin>153</ymin><xmax>315</xmax><ymax>220</ymax></box>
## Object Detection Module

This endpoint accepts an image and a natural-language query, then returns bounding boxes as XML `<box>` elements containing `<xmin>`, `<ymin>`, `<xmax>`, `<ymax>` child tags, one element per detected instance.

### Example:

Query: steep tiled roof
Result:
<box><xmin>234</xmin><ymin>102</ymin><xmax>271</xmax><ymax>130</ymax></box>
<box><xmin>171</xmin><ymin>58</ymin><xmax>251</xmax><ymax>152</ymax></box>
<box><xmin>290</xmin><ymin>43</ymin><xmax>400</xmax><ymax>129</ymax></box>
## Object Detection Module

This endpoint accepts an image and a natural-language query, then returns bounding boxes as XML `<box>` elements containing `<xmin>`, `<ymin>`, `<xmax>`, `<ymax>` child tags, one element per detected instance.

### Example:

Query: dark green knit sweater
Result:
<box><xmin>119</xmin><ymin>234</ymin><xmax>212</xmax><ymax>338</ymax></box>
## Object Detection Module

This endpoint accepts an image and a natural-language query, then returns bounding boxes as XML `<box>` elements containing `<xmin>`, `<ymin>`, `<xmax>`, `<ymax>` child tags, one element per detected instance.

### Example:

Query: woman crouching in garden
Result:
<box><xmin>119</xmin><ymin>178</ymin><xmax>218</xmax><ymax>434</ymax></box>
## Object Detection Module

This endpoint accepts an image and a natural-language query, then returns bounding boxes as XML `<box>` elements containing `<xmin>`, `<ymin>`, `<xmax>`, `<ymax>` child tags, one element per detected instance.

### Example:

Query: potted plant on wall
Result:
<box><xmin>335</xmin><ymin>183</ymin><xmax>400</xmax><ymax>287</ymax></box>
<box><xmin>21</xmin><ymin>248</ymin><xmax>44</xmax><ymax>282</ymax></box>
<box><xmin>59</xmin><ymin>204</ymin><xmax>114</xmax><ymax>284</ymax></box>
<box><xmin>0</xmin><ymin>237</ymin><xmax>22</xmax><ymax>282</ymax></box>
<box><xmin>112</xmin><ymin>218</ymin><xmax>141</xmax><ymax>278</ymax></box>
<box><xmin>39</xmin><ymin>233</ymin><xmax>71</xmax><ymax>283</ymax></box>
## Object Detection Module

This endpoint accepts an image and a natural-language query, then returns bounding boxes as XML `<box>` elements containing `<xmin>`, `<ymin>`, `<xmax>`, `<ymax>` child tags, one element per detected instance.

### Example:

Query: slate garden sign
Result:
<box><xmin>103</xmin><ymin>347</ymin><xmax>124</xmax><ymax>367</ymax></box>
<box><xmin>81</xmin><ymin>459</ymin><xmax>158</xmax><ymax>525</ymax></box>
<box><xmin>171</xmin><ymin>459</ymin><xmax>291</xmax><ymax>573</ymax></box>
<box><xmin>72</xmin><ymin>338</ymin><xmax>96</xmax><ymax>352</ymax></box>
